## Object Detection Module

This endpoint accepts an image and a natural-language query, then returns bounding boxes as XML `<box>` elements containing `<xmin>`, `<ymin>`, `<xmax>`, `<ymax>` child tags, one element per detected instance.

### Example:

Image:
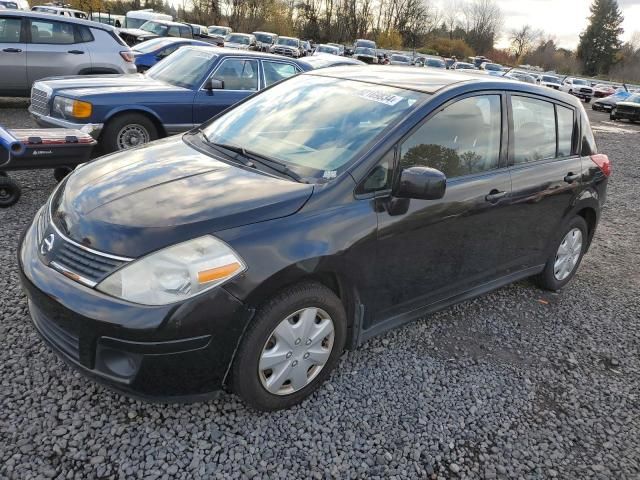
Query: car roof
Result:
<box><xmin>228</xmin><ymin>32</ymin><xmax>252</xmax><ymax>37</ymax></box>
<box><xmin>304</xmin><ymin>65</ymin><xmax>584</xmax><ymax>102</ymax></box>
<box><xmin>2</xmin><ymin>9</ymin><xmax>117</xmax><ymax>31</ymax></box>
<box><xmin>135</xmin><ymin>37</ymin><xmax>210</xmax><ymax>47</ymax></box>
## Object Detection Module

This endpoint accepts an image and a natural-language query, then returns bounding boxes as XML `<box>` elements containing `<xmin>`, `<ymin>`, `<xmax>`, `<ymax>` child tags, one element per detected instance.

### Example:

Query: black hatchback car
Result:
<box><xmin>19</xmin><ymin>67</ymin><xmax>610</xmax><ymax>411</ymax></box>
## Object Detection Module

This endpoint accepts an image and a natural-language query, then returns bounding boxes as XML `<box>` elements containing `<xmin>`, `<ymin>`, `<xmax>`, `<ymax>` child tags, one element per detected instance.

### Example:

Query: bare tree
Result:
<box><xmin>461</xmin><ymin>0</ymin><xmax>502</xmax><ymax>54</ymax></box>
<box><xmin>443</xmin><ymin>0</ymin><xmax>460</xmax><ymax>39</ymax></box>
<box><xmin>510</xmin><ymin>24</ymin><xmax>542</xmax><ymax>60</ymax></box>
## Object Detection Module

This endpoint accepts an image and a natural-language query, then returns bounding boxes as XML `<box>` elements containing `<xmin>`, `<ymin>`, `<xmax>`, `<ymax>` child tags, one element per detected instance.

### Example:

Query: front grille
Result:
<box><xmin>52</xmin><ymin>240</ymin><xmax>127</xmax><ymax>285</ymax></box>
<box><xmin>30</xmin><ymin>88</ymin><xmax>50</xmax><ymax>116</ymax></box>
<box><xmin>580</xmin><ymin>88</ymin><xmax>592</xmax><ymax>94</ymax></box>
<box><xmin>617</xmin><ymin>105</ymin><xmax>638</xmax><ymax>114</ymax></box>
<box><xmin>31</xmin><ymin>301</ymin><xmax>80</xmax><ymax>362</ymax></box>
<box><xmin>273</xmin><ymin>47</ymin><xmax>294</xmax><ymax>57</ymax></box>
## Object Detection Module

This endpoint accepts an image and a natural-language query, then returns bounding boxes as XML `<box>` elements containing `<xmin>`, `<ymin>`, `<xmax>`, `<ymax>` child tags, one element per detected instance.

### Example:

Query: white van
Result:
<box><xmin>125</xmin><ymin>9</ymin><xmax>172</xmax><ymax>29</ymax></box>
<box><xmin>90</xmin><ymin>12</ymin><xmax>125</xmax><ymax>28</ymax></box>
<box><xmin>30</xmin><ymin>5</ymin><xmax>87</xmax><ymax>18</ymax></box>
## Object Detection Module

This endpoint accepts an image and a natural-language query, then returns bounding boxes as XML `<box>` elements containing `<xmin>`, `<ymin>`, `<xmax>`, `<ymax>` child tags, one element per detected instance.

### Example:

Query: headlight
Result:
<box><xmin>97</xmin><ymin>236</ymin><xmax>246</xmax><ymax>306</ymax></box>
<box><xmin>52</xmin><ymin>96</ymin><xmax>92</xmax><ymax>119</ymax></box>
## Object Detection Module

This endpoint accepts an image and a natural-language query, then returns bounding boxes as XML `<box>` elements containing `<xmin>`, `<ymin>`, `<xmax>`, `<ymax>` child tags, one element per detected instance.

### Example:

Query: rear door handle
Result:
<box><xmin>3</xmin><ymin>48</ymin><xmax>22</xmax><ymax>53</ymax></box>
<box><xmin>564</xmin><ymin>172</ymin><xmax>580</xmax><ymax>183</ymax></box>
<box><xmin>67</xmin><ymin>50</ymin><xmax>85</xmax><ymax>55</ymax></box>
<box><xmin>485</xmin><ymin>189</ymin><xmax>507</xmax><ymax>203</ymax></box>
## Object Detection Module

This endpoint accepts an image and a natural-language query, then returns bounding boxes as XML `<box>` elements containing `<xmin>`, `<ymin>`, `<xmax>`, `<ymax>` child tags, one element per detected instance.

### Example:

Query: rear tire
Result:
<box><xmin>585</xmin><ymin>97</ymin><xmax>591</xmax><ymax>104</ymax></box>
<box><xmin>102</xmin><ymin>113</ymin><xmax>159</xmax><ymax>153</ymax></box>
<box><xmin>232</xmin><ymin>281</ymin><xmax>347</xmax><ymax>411</ymax></box>
<box><xmin>610</xmin><ymin>108</ymin><xmax>617</xmax><ymax>121</ymax></box>
<box><xmin>0</xmin><ymin>176</ymin><xmax>21</xmax><ymax>207</ymax></box>
<box><xmin>534</xmin><ymin>216</ymin><xmax>588</xmax><ymax>291</ymax></box>
<box><xmin>53</xmin><ymin>167</ymin><xmax>73</xmax><ymax>183</ymax></box>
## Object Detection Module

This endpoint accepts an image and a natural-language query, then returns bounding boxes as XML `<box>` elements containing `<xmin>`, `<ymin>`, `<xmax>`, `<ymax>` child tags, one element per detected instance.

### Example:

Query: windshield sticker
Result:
<box><xmin>323</xmin><ymin>170</ymin><xmax>337</xmax><ymax>180</ymax></box>
<box><xmin>356</xmin><ymin>90</ymin><xmax>404</xmax><ymax>106</ymax></box>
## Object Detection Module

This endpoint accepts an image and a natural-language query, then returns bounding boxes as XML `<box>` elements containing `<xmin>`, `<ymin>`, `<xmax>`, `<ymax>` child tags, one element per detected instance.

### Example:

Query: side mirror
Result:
<box><xmin>393</xmin><ymin>166</ymin><xmax>446</xmax><ymax>200</ymax></box>
<box><xmin>203</xmin><ymin>78</ymin><xmax>224</xmax><ymax>90</ymax></box>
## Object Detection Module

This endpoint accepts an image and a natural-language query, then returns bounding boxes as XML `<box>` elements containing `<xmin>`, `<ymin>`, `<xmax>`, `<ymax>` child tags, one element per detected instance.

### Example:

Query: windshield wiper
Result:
<box><xmin>203</xmin><ymin>137</ymin><xmax>306</xmax><ymax>183</ymax></box>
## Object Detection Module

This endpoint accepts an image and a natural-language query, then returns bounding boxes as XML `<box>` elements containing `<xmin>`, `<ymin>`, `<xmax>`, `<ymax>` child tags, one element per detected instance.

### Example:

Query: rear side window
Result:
<box><xmin>511</xmin><ymin>96</ymin><xmax>556</xmax><ymax>163</ymax></box>
<box><xmin>76</xmin><ymin>25</ymin><xmax>94</xmax><ymax>43</ymax></box>
<box><xmin>262</xmin><ymin>61</ymin><xmax>298</xmax><ymax>87</ymax></box>
<box><xmin>556</xmin><ymin>105</ymin><xmax>574</xmax><ymax>157</ymax></box>
<box><xmin>0</xmin><ymin>17</ymin><xmax>22</xmax><ymax>43</ymax></box>
<box><xmin>399</xmin><ymin>95</ymin><xmax>502</xmax><ymax>178</ymax></box>
<box><xmin>29</xmin><ymin>19</ymin><xmax>76</xmax><ymax>44</ymax></box>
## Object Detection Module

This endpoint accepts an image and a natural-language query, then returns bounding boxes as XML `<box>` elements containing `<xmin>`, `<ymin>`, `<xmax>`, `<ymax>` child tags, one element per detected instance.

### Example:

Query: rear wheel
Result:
<box><xmin>102</xmin><ymin>113</ymin><xmax>159</xmax><ymax>153</ymax></box>
<box><xmin>232</xmin><ymin>281</ymin><xmax>347</xmax><ymax>411</ymax></box>
<box><xmin>585</xmin><ymin>97</ymin><xmax>591</xmax><ymax>103</ymax></box>
<box><xmin>53</xmin><ymin>167</ymin><xmax>73</xmax><ymax>182</ymax></box>
<box><xmin>535</xmin><ymin>216</ymin><xmax>588</xmax><ymax>291</ymax></box>
<box><xmin>0</xmin><ymin>176</ymin><xmax>21</xmax><ymax>207</ymax></box>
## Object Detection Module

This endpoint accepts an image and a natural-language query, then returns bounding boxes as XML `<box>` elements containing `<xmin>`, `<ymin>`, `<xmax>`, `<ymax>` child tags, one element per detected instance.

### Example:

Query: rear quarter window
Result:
<box><xmin>556</xmin><ymin>105</ymin><xmax>575</xmax><ymax>157</ymax></box>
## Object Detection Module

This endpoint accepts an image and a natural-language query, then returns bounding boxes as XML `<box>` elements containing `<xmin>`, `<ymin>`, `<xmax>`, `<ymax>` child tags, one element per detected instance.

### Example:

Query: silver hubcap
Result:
<box><xmin>554</xmin><ymin>228</ymin><xmax>583</xmax><ymax>281</ymax></box>
<box><xmin>117</xmin><ymin>124</ymin><xmax>149</xmax><ymax>150</ymax></box>
<box><xmin>259</xmin><ymin>307</ymin><xmax>335</xmax><ymax>396</ymax></box>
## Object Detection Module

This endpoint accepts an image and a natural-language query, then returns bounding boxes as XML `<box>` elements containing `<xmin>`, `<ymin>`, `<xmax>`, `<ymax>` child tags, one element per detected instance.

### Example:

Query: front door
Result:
<box><xmin>0</xmin><ymin>15</ymin><xmax>27</xmax><ymax>95</ymax></box>
<box><xmin>193</xmin><ymin>57</ymin><xmax>259</xmax><ymax>125</ymax></box>
<box><xmin>369</xmin><ymin>93</ymin><xmax>512</xmax><ymax>329</ymax></box>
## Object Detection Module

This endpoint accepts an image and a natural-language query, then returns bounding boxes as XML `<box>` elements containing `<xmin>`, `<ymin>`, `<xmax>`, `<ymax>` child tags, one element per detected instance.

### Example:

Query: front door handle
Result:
<box><xmin>564</xmin><ymin>172</ymin><xmax>580</xmax><ymax>183</ymax></box>
<box><xmin>485</xmin><ymin>189</ymin><xmax>507</xmax><ymax>203</ymax></box>
<box><xmin>3</xmin><ymin>48</ymin><xmax>22</xmax><ymax>53</ymax></box>
<box><xmin>67</xmin><ymin>50</ymin><xmax>85</xmax><ymax>55</ymax></box>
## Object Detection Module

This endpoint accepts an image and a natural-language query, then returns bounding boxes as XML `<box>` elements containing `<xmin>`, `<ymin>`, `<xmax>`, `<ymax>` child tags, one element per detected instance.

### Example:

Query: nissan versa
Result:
<box><xmin>19</xmin><ymin>67</ymin><xmax>610</xmax><ymax>411</ymax></box>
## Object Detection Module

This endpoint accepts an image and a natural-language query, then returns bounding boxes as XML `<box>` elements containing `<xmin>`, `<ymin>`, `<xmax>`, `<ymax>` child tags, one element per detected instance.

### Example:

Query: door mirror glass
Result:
<box><xmin>393</xmin><ymin>166</ymin><xmax>446</xmax><ymax>200</ymax></box>
<box><xmin>204</xmin><ymin>78</ymin><xmax>224</xmax><ymax>90</ymax></box>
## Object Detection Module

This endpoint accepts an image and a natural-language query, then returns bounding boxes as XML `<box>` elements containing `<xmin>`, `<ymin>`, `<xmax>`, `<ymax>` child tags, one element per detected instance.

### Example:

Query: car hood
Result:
<box><xmin>51</xmin><ymin>136</ymin><xmax>314</xmax><ymax>257</ymax></box>
<box><xmin>36</xmin><ymin>74</ymin><xmax>187</xmax><ymax>97</ymax></box>
<box><xmin>616</xmin><ymin>101</ymin><xmax>640</xmax><ymax>108</ymax></box>
<box><xmin>224</xmin><ymin>42</ymin><xmax>249</xmax><ymax>49</ymax></box>
<box><xmin>119</xmin><ymin>28</ymin><xmax>155</xmax><ymax>38</ymax></box>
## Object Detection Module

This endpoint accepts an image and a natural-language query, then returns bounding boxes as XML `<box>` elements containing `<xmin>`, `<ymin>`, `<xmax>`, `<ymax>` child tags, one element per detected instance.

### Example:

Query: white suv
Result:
<box><xmin>561</xmin><ymin>77</ymin><xmax>594</xmax><ymax>103</ymax></box>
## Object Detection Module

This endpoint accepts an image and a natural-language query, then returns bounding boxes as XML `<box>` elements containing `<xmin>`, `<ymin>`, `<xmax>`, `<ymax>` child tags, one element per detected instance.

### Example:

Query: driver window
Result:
<box><xmin>399</xmin><ymin>95</ymin><xmax>501</xmax><ymax>178</ymax></box>
<box><xmin>212</xmin><ymin>58</ymin><xmax>259</xmax><ymax>91</ymax></box>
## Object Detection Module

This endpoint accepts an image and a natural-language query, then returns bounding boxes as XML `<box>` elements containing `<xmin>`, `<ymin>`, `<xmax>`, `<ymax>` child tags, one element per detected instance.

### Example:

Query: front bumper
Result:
<box><xmin>29</xmin><ymin>108</ymin><xmax>103</xmax><ymax>139</ymax></box>
<box><xmin>18</xmin><ymin>215</ymin><xmax>253</xmax><ymax>400</ymax></box>
<box><xmin>614</xmin><ymin>110</ymin><xmax>640</xmax><ymax>121</ymax></box>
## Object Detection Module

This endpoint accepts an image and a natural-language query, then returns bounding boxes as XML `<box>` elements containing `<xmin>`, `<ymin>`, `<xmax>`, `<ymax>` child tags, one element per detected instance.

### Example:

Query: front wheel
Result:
<box><xmin>0</xmin><ymin>176</ymin><xmax>21</xmax><ymax>207</ymax></box>
<box><xmin>610</xmin><ymin>108</ymin><xmax>617</xmax><ymax>121</ymax></box>
<box><xmin>585</xmin><ymin>97</ymin><xmax>591</xmax><ymax>104</ymax></box>
<box><xmin>535</xmin><ymin>216</ymin><xmax>588</xmax><ymax>291</ymax></box>
<box><xmin>232</xmin><ymin>282</ymin><xmax>347</xmax><ymax>411</ymax></box>
<box><xmin>102</xmin><ymin>113</ymin><xmax>159</xmax><ymax>153</ymax></box>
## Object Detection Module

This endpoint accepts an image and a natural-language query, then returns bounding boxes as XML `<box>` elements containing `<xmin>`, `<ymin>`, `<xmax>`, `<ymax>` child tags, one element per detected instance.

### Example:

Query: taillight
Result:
<box><xmin>120</xmin><ymin>51</ymin><xmax>134</xmax><ymax>63</ymax></box>
<box><xmin>591</xmin><ymin>154</ymin><xmax>611</xmax><ymax>177</ymax></box>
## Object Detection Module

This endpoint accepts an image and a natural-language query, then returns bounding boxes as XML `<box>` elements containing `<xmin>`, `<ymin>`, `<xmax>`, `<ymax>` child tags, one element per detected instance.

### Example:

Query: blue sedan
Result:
<box><xmin>29</xmin><ymin>48</ymin><xmax>364</xmax><ymax>152</ymax></box>
<box><xmin>132</xmin><ymin>37</ymin><xmax>214</xmax><ymax>72</ymax></box>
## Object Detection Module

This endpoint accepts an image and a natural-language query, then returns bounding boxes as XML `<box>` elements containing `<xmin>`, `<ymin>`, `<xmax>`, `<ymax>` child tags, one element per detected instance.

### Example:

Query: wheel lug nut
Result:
<box><xmin>305</xmin><ymin>339</ymin><xmax>312</xmax><ymax>345</ymax></box>
<box><xmin>292</xmin><ymin>360</ymin><xmax>298</xmax><ymax>367</ymax></box>
<box><xmin>286</xmin><ymin>352</ymin><xmax>292</xmax><ymax>359</ymax></box>
<box><xmin>303</xmin><ymin>353</ymin><xmax>309</xmax><ymax>359</ymax></box>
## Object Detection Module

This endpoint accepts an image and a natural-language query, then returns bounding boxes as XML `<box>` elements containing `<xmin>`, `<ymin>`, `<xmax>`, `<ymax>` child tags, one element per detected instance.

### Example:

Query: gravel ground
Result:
<box><xmin>0</xmin><ymin>105</ymin><xmax>639</xmax><ymax>479</ymax></box>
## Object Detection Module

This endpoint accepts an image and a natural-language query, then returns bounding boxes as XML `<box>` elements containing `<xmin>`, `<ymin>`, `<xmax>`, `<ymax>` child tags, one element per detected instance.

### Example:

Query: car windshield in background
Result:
<box><xmin>425</xmin><ymin>59</ymin><xmax>445</xmax><ymax>67</ymax></box>
<box><xmin>573</xmin><ymin>79</ymin><xmax>588</xmax><ymax>85</ymax></box>
<box><xmin>202</xmin><ymin>75</ymin><xmax>425</xmax><ymax>179</ymax></box>
<box><xmin>227</xmin><ymin>34</ymin><xmax>250</xmax><ymax>44</ymax></box>
<box><xmin>140</xmin><ymin>21</ymin><xmax>168</xmax><ymax>35</ymax></box>
<box><xmin>254</xmin><ymin>33</ymin><xmax>273</xmax><ymax>43</ymax></box>
<box><xmin>355</xmin><ymin>47</ymin><xmax>375</xmax><ymax>56</ymax></box>
<box><xmin>147</xmin><ymin>48</ymin><xmax>216</xmax><ymax>89</ymax></box>
<box><xmin>484</xmin><ymin>63</ymin><xmax>502</xmax><ymax>71</ymax></box>
<box><xmin>316</xmin><ymin>45</ymin><xmax>339</xmax><ymax>54</ymax></box>
<box><xmin>626</xmin><ymin>94</ymin><xmax>640</xmax><ymax>103</ymax></box>
<box><xmin>133</xmin><ymin>38</ymin><xmax>176</xmax><ymax>53</ymax></box>
<box><xmin>456</xmin><ymin>63</ymin><xmax>474</xmax><ymax>69</ymax></box>
<box><xmin>277</xmin><ymin>37</ymin><xmax>298</xmax><ymax>47</ymax></box>
<box><xmin>356</xmin><ymin>40</ymin><xmax>375</xmax><ymax>49</ymax></box>
<box><xmin>208</xmin><ymin>26</ymin><xmax>228</xmax><ymax>35</ymax></box>
<box><xmin>391</xmin><ymin>55</ymin><xmax>410</xmax><ymax>62</ymax></box>
<box><xmin>542</xmin><ymin>75</ymin><xmax>560</xmax><ymax>83</ymax></box>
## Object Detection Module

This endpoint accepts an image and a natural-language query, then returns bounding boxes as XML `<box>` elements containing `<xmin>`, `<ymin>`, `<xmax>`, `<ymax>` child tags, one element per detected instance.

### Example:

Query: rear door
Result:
<box><xmin>26</xmin><ymin>17</ymin><xmax>92</xmax><ymax>84</ymax></box>
<box><xmin>500</xmin><ymin>94</ymin><xmax>583</xmax><ymax>271</ymax></box>
<box><xmin>193</xmin><ymin>56</ymin><xmax>259</xmax><ymax>124</ymax></box>
<box><xmin>260</xmin><ymin>59</ymin><xmax>300</xmax><ymax>88</ymax></box>
<box><xmin>0</xmin><ymin>15</ymin><xmax>27</xmax><ymax>94</ymax></box>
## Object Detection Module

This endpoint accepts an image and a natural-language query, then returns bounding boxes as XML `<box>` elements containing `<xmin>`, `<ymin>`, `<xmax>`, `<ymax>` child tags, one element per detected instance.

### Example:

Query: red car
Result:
<box><xmin>593</xmin><ymin>84</ymin><xmax>617</xmax><ymax>98</ymax></box>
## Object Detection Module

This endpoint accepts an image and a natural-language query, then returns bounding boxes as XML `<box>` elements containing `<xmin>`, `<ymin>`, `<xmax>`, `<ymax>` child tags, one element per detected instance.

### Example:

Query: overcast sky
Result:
<box><xmin>442</xmin><ymin>0</ymin><xmax>640</xmax><ymax>50</ymax></box>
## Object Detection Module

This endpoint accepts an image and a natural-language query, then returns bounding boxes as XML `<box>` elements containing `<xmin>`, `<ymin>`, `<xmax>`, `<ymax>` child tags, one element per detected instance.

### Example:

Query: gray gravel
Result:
<box><xmin>1</xmin><ymin>108</ymin><xmax>639</xmax><ymax>479</ymax></box>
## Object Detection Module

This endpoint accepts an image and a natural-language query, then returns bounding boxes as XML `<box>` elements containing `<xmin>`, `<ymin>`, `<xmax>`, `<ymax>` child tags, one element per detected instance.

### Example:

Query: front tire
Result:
<box><xmin>535</xmin><ymin>216</ymin><xmax>588</xmax><ymax>291</ymax></box>
<box><xmin>610</xmin><ymin>108</ymin><xmax>617</xmax><ymax>120</ymax></box>
<box><xmin>53</xmin><ymin>167</ymin><xmax>73</xmax><ymax>183</ymax></box>
<box><xmin>102</xmin><ymin>113</ymin><xmax>159</xmax><ymax>153</ymax></box>
<box><xmin>585</xmin><ymin>97</ymin><xmax>591</xmax><ymax>103</ymax></box>
<box><xmin>0</xmin><ymin>176</ymin><xmax>21</xmax><ymax>207</ymax></box>
<box><xmin>232</xmin><ymin>281</ymin><xmax>347</xmax><ymax>411</ymax></box>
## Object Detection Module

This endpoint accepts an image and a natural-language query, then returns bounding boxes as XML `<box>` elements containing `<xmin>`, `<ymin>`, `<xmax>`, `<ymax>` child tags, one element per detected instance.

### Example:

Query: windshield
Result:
<box><xmin>147</xmin><ymin>48</ymin><xmax>216</xmax><ymax>89</ymax></box>
<box><xmin>1</xmin><ymin>1</ymin><xmax>18</xmax><ymax>7</ymax></box>
<box><xmin>425</xmin><ymin>59</ymin><xmax>445</xmax><ymax>68</ymax></box>
<box><xmin>456</xmin><ymin>63</ymin><xmax>474</xmax><ymax>69</ymax></box>
<box><xmin>208</xmin><ymin>26</ymin><xmax>228</xmax><ymax>35</ymax></box>
<box><xmin>226</xmin><ymin>34</ymin><xmax>250</xmax><ymax>44</ymax></box>
<box><xmin>254</xmin><ymin>33</ymin><xmax>273</xmax><ymax>43</ymax></box>
<box><xmin>542</xmin><ymin>76</ymin><xmax>560</xmax><ymax>83</ymax></box>
<box><xmin>355</xmin><ymin>40</ymin><xmax>375</xmax><ymax>49</ymax></box>
<box><xmin>317</xmin><ymin>45</ymin><xmax>338</xmax><ymax>54</ymax></box>
<box><xmin>484</xmin><ymin>63</ymin><xmax>502</xmax><ymax>71</ymax></box>
<box><xmin>140</xmin><ymin>21</ymin><xmax>168</xmax><ymax>35</ymax></box>
<box><xmin>125</xmin><ymin>17</ymin><xmax>148</xmax><ymax>29</ymax></box>
<box><xmin>573</xmin><ymin>79</ymin><xmax>588</xmax><ymax>85</ymax></box>
<box><xmin>201</xmin><ymin>75</ymin><xmax>425</xmax><ymax>180</ymax></box>
<box><xmin>391</xmin><ymin>55</ymin><xmax>410</xmax><ymax>62</ymax></box>
<box><xmin>133</xmin><ymin>38</ymin><xmax>177</xmax><ymax>53</ymax></box>
<box><xmin>627</xmin><ymin>94</ymin><xmax>640</xmax><ymax>103</ymax></box>
<box><xmin>277</xmin><ymin>37</ymin><xmax>298</xmax><ymax>47</ymax></box>
<box><xmin>355</xmin><ymin>47</ymin><xmax>375</xmax><ymax>56</ymax></box>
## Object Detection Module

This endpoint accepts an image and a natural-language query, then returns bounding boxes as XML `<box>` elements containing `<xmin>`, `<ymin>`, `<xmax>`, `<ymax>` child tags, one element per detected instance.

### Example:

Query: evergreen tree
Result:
<box><xmin>577</xmin><ymin>0</ymin><xmax>624</xmax><ymax>76</ymax></box>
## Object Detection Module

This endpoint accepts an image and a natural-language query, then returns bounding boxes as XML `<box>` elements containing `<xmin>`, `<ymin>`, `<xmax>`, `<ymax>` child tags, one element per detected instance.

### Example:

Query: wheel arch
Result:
<box><xmin>102</xmin><ymin>107</ymin><xmax>167</xmax><ymax>138</ymax></box>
